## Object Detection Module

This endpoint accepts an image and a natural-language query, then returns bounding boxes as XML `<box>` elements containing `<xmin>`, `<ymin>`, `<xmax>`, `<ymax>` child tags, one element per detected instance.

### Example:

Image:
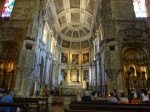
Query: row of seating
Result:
<box><xmin>66</xmin><ymin>101</ymin><xmax>150</xmax><ymax>112</ymax></box>
<box><xmin>0</xmin><ymin>97</ymin><xmax>48</xmax><ymax>112</ymax></box>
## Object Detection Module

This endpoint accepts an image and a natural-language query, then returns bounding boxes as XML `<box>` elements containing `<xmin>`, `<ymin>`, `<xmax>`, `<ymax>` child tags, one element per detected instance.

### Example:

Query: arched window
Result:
<box><xmin>1</xmin><ymin>0</ymin><xmax>15</xmax><ymax>18</ymax></box>
<box><xmin>133</xmin><ymin>0</ymin><xmax>147</xmax><ymax>18</ymax></box>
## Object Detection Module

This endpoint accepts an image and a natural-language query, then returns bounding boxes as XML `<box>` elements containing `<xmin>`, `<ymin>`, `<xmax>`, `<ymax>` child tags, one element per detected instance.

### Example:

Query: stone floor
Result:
<box><xmin>50</xmin><ymin>106</ymin><xmax>64</xmax><ymax>112</ymax></box>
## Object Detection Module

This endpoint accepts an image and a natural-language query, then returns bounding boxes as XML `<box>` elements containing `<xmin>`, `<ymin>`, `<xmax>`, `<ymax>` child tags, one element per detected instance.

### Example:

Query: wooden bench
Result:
<box><xmin>14</xmin><ymin>98</ymin><xmax>40</xmax><ymax>112</ymax></box>
<box><xmin>51</xmin><ymin>95</ymin><xmax>77</xmax><ymax>106</ymax></box>
<box><xmin>51</xmin><ymin>96</ymin><xmax>64</xmax><ymax>106</ymax></box>
<box><xmin>37</xmin><ymin>97</ymin><xmax>49</xmax><ymax>112</ymax></box>
<box><xmin>71</xmin><ymin>100</ymin><xmax>108</xmax><ymax>104</ymax></box>
<box><xmin>69</xmin><ymin>103</ymin><xmax>150</xmax><ymax>112</ymax></box>
<box><xmin>14</xmin><ymin>97</ymin><xmax>48</xmax><ymax>112</ymax></box>
<box><xmin>0</xmin><ymin>102</ymin><xmax>25</xmax><ymax>112</ymax></box>
<box><xmin>64</xmin><ymin>109</ymin><xmax>113</xmax><ymax>112</ymax></box>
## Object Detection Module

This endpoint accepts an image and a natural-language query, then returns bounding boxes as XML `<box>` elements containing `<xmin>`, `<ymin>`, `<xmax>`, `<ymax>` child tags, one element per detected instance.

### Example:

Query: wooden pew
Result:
<box><xmin>13</xmin><ymin>98</ymin><xmax>40</xmax><ymax>112</ymax></box>
<box><xmin>14</xmin><ymin>97</ymin><xmax>49</xmax><ymax>112</ymax></box>
<box><xmin>0</xmin><ymin>102</ymin><xmax>25</xmax><ymax>112</ymax></box>
<box><xmin>69</xmin><ymin>103</ymin><xmax>150</xmax><ymax>112</ymax></box>
<box><xmin>71</xmin><ymin>100</ymin><xmax>108</xmax><ymax>104</ymax></box>
<box><xmin>64</xmin><ymin>109</ymin><xmax>113</xmax><ymax>112</ymax></box>
<box><xmin>37</xmin><ymin>97</ymin><xmax>49</xmax><ymax>112</ymax></box>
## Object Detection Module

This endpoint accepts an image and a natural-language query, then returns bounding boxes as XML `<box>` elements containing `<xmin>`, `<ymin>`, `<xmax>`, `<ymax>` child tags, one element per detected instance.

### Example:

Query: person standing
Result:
<box><xmin>43</xmin><ymin>85</ymin><xmax>48</xmax><ymax>97</ymax></box>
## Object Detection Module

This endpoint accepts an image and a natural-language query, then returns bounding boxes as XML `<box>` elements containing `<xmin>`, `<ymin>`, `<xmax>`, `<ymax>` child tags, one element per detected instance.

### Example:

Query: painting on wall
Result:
<box><xmin>83</xmin><ymin>70</ymin><xmax>89</xmax><ymax>81</ymax></box>
<box><xmin>83</xmin><ymin>53</ymin><xmax>89</xmax><ymax>64</ymax></box>
<box><xmin>72</xmin><ymin>54</ymin><xmax>79</xmax><ymax>64</ymax></box>
<box><xmin>61</xmin><ymin>52</ymin><xmax>68</xmax><ymax>63</ymax></box>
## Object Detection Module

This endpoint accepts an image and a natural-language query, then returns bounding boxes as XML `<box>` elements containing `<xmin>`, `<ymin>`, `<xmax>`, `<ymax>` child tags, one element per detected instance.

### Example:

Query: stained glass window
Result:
<box><xmin>133</xmin><ymin>0</ymin><xmax>147</xmax><ymax>18</ymax></box>
<box><xmin>1</xmin><ymin>0</ymin><xmax>15</xmax><ymax>18</ymax></box>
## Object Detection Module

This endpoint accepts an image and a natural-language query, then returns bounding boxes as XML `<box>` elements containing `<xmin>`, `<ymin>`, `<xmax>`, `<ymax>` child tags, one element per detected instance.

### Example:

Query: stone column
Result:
<box><xmin>96</xmin><ymin>59</ymin><xmax>100</xmax><ymax>86</ymax></box>
<box><xmin>15</xmin><ymin>67</ymin><xmax>21</xmax><ymax>91</ymax></box>
<box><xmin>20</xmin><ymin>76</ymin><xmax>25</xmax><ymax>97</ymax></box>
<box><xmin>58</xmin><ymin>65</ymin><xmax>61</xmax><ymax>85</ymax></box>
<box><xmin>26</xmin><ymin>76</ymin><xmax>32</xmax><ymax>97</ymax></box>
<box><xmin>106</xmin><ymin>70</ymin><xmax>120</xmax><ymax>93</ymax></box>
<box><xmin>67</xmin><ymin>66</ymin><xmax>71</xmax><ymax>83</ymax></box>
<box><xmin>95</xmin><ymin>30</ymin><xmax>100</xmax><ymax>52</ymax></box>
<box><xmin>43</xmin><ymin>57</ymin><xmax>48</xmax><ymax>83</ymax></box>
<box><xmin>51</xmin><ymin>63</ymin><xmax>56</xmax><ymax>86</ymax></box>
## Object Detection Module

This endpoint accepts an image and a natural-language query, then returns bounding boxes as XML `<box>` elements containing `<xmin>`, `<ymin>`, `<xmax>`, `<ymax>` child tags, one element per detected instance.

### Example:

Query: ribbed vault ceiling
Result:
<box><xmin>47</xmin><ymin>0</ymin><xmax>100</xmax><ymax>49</ymax></box>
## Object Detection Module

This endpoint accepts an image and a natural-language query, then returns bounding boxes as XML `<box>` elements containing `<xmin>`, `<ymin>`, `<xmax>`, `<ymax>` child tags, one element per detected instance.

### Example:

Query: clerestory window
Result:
<box><xmin>1</xmin><ymin>0</ymin><xmax>15</xmax><ymax>18</ymax></box>
<box><xmin>133</xmin><ymin>0</ymin><xmax>147</xmax><ymax>18</ymax></box>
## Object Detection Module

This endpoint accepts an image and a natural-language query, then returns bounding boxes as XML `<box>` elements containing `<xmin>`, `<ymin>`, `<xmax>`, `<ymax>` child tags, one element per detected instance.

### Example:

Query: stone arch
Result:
<box><xmin>121</xmin><ymin>43</ymin><xmax>149</xmax><ymax>98</ymax></box>
<box><xmin>0</xmin><ymin>41</ymin><xmax>20</xmax><ymax>90</ymax></box>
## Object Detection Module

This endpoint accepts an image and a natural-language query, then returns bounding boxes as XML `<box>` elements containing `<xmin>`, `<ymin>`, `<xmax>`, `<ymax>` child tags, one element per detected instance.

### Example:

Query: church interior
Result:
<box><xmin>0</xmin><ymin>0</ymin><xmax>150</xmax><ymax>105</ymax></box>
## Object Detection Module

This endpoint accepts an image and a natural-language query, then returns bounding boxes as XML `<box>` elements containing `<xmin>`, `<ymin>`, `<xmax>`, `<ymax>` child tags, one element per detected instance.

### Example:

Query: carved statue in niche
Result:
<box><xmin>61</xmin><ymin>52</ymin><xmax>68</xmax><ymax>63</ymax></box>
<box><xmin>141</xmin><ymin>71</ymin><xmax>146</xmax><ymax>88</ymax></box>
<box><xmin>83</xmin><ymin>70</ymin><xmax>89</xmax><ymax>81</ymax></box>
<box><xmin>130</xmin><ymin>66</ymin><xmax>135</xmax><ymax>76</ymax></box>
<box><xmin>60</xmin><ymin>69</ymin><xmax>67</xmax><ymax>86</ymax></box>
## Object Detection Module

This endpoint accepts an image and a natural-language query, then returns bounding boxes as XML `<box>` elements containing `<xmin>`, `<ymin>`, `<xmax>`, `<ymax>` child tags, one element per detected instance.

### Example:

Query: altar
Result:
<box><xmin>59</xmin><ymin>82</ymin><xmax>82</xmax><ymax>95</ymax></box>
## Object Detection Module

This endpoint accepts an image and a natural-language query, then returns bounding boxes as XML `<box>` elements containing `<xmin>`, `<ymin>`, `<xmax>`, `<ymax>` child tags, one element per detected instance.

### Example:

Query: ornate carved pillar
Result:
<box><xmin>14</xmin><ymin>67</ymin><xmax>21</xmax><ymax>91</ymax></box>
<box><xmin>106</xmin><ymin>70</ymin><xmax>120</xmax><ymax>93</ymax></box>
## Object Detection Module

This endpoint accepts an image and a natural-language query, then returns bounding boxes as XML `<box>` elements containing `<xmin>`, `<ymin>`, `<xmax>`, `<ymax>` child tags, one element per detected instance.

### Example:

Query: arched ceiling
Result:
<box><xmin>46</xmin><ymin>0</ymin><xmax>100</xmax><ymax>49</ymax></box>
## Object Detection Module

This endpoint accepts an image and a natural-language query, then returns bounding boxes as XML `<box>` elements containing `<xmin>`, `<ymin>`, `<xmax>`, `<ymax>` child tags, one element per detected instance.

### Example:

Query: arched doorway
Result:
<box><xmin>0</xmin><ymin>41</ymin><xmax>20</xmax><ymax>90</ymax></box>
<box><xmin>122</xmin><ymin>44</ymin><xmax>149</xmax><ymax>99</ymax></box>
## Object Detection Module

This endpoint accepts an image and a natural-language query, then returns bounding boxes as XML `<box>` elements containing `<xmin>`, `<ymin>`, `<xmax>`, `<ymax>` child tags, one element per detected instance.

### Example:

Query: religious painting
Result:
<box><xmin>61</xmin><ymin>52</ymin><xmax>68</xmax><ymax>63</ymax></box>
<box><xmin>72</xmin><ymin>54</ymin><xmax>79</xmax><ymax>64</ymax></box>
<box><xmin>83</xmin><ymin>53</ymin><xmax>89</xmax><ymax>64</ymax></box>
<box><xmin>83</xmin><ymin>70</ymin><xmax>89</xmax><ymax>81</ymax></box>
<box><xmin>70</xmin><ymin>68</ymin><xmax>79</xmax><ymax>82</ymax></box>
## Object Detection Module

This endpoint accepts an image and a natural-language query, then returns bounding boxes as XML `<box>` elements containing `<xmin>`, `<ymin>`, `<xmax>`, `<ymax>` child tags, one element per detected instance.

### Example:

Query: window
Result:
<box><xmin>43</xmin><ymin>29</ymin><xmax>47</xmax><ymax>43</ymax></box>
<box><xmin>133</xmin><ymin>0</ymin><xmax>147</xmax><ymax>18</ymax></box>
<box><xmin>1</xmin><ymin>0</ymin><xmax>15</xmax><ymax>17</ymax></box>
